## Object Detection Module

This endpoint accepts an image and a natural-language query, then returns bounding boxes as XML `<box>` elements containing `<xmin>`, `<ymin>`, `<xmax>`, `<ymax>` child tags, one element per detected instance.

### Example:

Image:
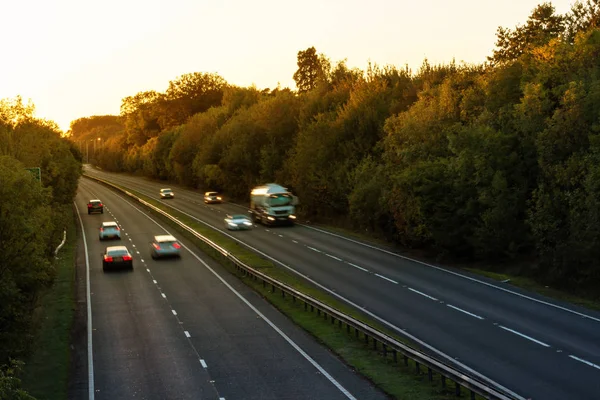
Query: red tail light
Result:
<box><xmin>100</xmin><ymin>228</ymin><xmax>104</xmax><ymax>232</ymax></box>
<box><xmin>104</xmin><ymin>256</ymin><xmax>113</xmax><ymax>262</ymax></box>
<box><xmin>87</xmin><ymin>204</ymin><xmax>92</xmax><ymax>208</ymax></box>
<box><xmin>122</xmin><ymin>255</ymin><xmax>132</xmax><ymax>261</ymax></box>
<box><xmin>172</xmin><ymin>243</ymin><xmax>181</xmax><ymax>249</ymax></box>
<box><xmin>116</xmin><ymin>226</ymin><xmax>120</xmax><ymax>230</ymax></box>
<box><xmin>153</xmin><ymin>243</ymin><xmax>160</xmax><ymax>250</ymax></box>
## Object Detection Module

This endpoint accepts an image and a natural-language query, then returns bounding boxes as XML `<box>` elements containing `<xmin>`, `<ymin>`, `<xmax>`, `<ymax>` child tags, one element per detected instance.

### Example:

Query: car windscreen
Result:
<box><xmin>268</xmin><ymin>194</ymin><xmax>292</xmax><ymax>206</ymax></box>
<box><xmin>107</xmin><ymin>249</ymin><xmax>128</xmax><ymax>256</ymax></box>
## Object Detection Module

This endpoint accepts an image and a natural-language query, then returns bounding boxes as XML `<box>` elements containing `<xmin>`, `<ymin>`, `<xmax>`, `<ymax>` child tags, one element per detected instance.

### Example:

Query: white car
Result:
<box><xmin>160</xmin><ymin>188</ymin><xmax>174</xmax><ymax>199</ymax></box>
<box><xmin>225</xmin><ymin>214</ymin><xmax>253</xmax><ymax>230</ymax></box>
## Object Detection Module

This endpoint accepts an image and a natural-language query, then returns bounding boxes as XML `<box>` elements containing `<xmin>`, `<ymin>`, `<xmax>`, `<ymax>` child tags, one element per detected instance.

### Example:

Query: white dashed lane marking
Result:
<box><xmin>200</xmin><ymin>359</ymin><xmax>208</xmax><ymax>368</ymax></box>
<box><xmin>292</xmin><ymin>240</ymin><xmax>298</xmax><ymax>244</ymax></box>
<box><xmin>153</xmin><ymin>280</ymin><xmax>157</xmax><ymax>284</ymax></box>
<box><xmin>569</xmin><ymin>355</ymin><xmax>600</xmax><ymax>370</ymax></box>
<box><xmin>346</xmin><ymin>262</ymin><xmax>368</xmax><ymax>272</ymax></box>
<box><xmin>499</xmin><ymin>325</ymin><xmax>550</xmax><ymax>347</ymax></box>
<box><xmin>184</xmin><ymin>331</ymin><xmax>191</xmax><ymax>338</ymax></box>
<box><xmin>171</xmin><ymin>310</ymin><xmax>177</xmax><ymax>316</ymax></box>
<box><xmin>307</xmin><ymin>246</ymin><xmax>322</xmax><ymax>253</ymax></box>
<box><xmin>408</xmin><ymin>288</ymin><xmax>438</xmax><ymax>301</ymax></box>
<box><xmin>374</xmin><ymin>274</ymin><xmax>398</xmax><ymax>284</ymax></box>
<box><xmin>447</xmin><ymin>304</ymin><xmax>484</xmax><ymax>320</ymax></box>
<box><xmin>161</xmin><ymin>293</ymin><xmax>167</xmax><ymax>299</ymax></box>
<box><xmin>325</xmin><ymin>253</ymin><xmax>343</xmax><ymax>262</ymax></box>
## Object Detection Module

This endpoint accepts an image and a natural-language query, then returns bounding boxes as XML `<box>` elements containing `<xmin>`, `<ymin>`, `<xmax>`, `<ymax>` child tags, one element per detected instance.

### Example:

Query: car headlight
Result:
<box><xmin>228</xmin><ymin>222</ymin><xmax>236</xmax><ymax>226</ymax></box>
<box><xmin>267</xmin><ymin>216</ymin><xmax>275</xmax><ymax>221</ymax></box>
<box><xmin>243</xmin><ymin>221</ymin><xmax>252</xmax><ymax>226</ymax></box>
<box><xmin>217</xmin><ymin>197</ymin><xmax>222</xmax><ymax>200</ymax></box>
<box><xmin>289</xmin><ymin>215</ymin><xmax>296</xmax><ymax>219</ymax></box>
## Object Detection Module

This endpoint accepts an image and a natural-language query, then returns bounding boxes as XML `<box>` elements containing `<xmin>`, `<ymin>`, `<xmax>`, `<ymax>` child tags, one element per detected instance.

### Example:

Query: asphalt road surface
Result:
<box><xmin>83</xmin><ymin>166</ymin><xmax>600</xmax><ymax>400</ymax></box>
<box><xmin>76</xmin><ymin>178</ymin><xmax>388</xmax><ymax>400</ymax></box>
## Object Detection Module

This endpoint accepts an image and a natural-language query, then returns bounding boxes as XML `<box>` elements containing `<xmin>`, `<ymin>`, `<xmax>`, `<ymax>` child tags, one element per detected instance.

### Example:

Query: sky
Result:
<box><xmin>0</xmin><ymin>0</ymin><xmax>576</xmax><ymax>132</ymax></box>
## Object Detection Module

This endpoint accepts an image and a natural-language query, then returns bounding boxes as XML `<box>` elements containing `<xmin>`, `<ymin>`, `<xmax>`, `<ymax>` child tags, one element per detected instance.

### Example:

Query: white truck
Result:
<box><xmin>250</xmin><ymin>183</ymin><xmax>298</xmax><ymax>226</ymax></box>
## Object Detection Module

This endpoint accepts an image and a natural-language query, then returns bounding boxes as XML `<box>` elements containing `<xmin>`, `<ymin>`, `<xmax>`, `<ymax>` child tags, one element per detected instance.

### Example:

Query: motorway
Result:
<box><xmin>83</xmin><ymin>166</ymin><xmax>600</xmax><ymax>400</ymax></box>
<box><xmin>76</xmin><ymin>178</ymin><xmax>388</xmax><ymax>400</ymax></box>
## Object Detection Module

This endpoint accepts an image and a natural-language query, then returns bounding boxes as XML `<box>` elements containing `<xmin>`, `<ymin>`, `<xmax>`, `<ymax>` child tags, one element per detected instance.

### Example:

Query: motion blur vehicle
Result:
<box><xmin>249</xmin><ymin>183</ymin><xmax>298</xmax><ymax>226</ymax></box>
<box><xmin>99</xmin><ymin>221</ymin><xmax>121</xmax><ymax>240</ymax></box>
<box><xmin>150</xmin><ymin>235</ymin><xmax>182</xmax><ymax>259</ymax></box>
<box><xmin>160</xmin><ymin>188</ymin><xmax>174</xmax><ymax>199</ymax></box>
<box><xmin>204</xmin><ymin>191</ymin><xmax>223</xmax><ymax>204</ymax></box>
<box><xmin>102</xmin><ymin>246</ymin><xmax>133</xmax><ymax>271</ymax></box>
<box><xmin>225</xmin><ymin>214</ymin><xmax>253</xmax><ymax>230</ymax></box>
<box><xmin>87</xmin><ymin>199</ymin><xmax>103</xmax><ymax>214</ymax></box>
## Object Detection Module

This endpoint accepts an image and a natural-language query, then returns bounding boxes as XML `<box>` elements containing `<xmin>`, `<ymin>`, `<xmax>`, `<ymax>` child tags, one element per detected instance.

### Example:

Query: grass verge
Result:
<box><xmin>90</xmin><ymin>177</ymin><xmax>484</xmax><ymax>400</ymax></box>
<box><xmin>21</xmin><ymin>210</ymin><xmax>77</xmax><ymax>399</ymax></box>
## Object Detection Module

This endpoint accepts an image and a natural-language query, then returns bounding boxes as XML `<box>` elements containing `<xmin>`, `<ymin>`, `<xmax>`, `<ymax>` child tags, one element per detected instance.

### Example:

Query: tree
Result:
<box><xmin>293</xmin><ymin>47</ymin><xmax>327</xmax><ymax>93</ymax></box>
<box><xmin>489</xmin><ymin>3</ymin><xmax>564</xmax><ymax>65</ymax></box>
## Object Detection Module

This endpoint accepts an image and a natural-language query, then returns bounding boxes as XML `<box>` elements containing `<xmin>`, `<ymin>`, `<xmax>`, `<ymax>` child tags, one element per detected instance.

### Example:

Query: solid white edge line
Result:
<box><xmin>447</xmin><ymin>304</ymin><xmax>484</xmax><ymax>320</ymax></box>
<box><xmin>85</xmin><ymin>176</ymin><xmax>526</xmax><ymax>400</ymax></box>
<box><xmin>569</xmin><ymin>355</ymin><xmax>600</xmax><ymax>370</ymax></box>
<box><xmin>301</xmin><ymin>224</ymin><xmax>600</xmax><ymax>323</ymax></box>
<box><xmin>184</xmin><ymin>331</ymin><xmax>191</xmax><ymax>338</ymax></box>
<box><xmin>75</xmin><ymin>202</ymin><xmax>95</xmax><ymax>400</ymax></box>
<box><xmin>408</xmin><ymin>287</ymin><xmax>438</xmax><ymax>301</ymax></box>
<box><xmin>374</xmin><ymin>274</ymin><xmax>398</xmax><ymax>284</ymax></box>
<box><xmin>346</xmin><ymin>262</ymin><xmax>368</xmax><ymax>272</ymax></box>
<box><xmin>200</xmin><ymin>359</ymin><xmax>208</xmax><ymax>368</ymax></box>
<box><xmin>325</xmin><ymin>253</ymin><xmax>343</xmax><ymax>262</ymax></box>
<box><xmin>498</xmin><ymin>326</ymin><xmax>550</xmax><ymax>347</ymax></box>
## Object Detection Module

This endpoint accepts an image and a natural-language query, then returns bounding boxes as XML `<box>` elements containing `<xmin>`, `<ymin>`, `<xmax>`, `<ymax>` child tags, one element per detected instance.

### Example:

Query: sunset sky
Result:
<box><xmin>0</xmin><ymin>0</ymin><xmax>575</xmax><ymax>132</ymax></box>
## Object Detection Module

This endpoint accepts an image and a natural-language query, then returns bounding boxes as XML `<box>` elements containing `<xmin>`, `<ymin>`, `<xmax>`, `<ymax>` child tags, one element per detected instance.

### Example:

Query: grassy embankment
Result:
<box><xmin>21</xmin><ymin>211</ymin><xmax>78</xmax><ymax>399</ymax></box>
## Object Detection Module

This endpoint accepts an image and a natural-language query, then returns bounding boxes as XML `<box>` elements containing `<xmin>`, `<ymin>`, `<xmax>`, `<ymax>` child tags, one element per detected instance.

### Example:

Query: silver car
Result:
<box><xmin>225</xmin><ymin>214</ymin><xmax>253</xmax><ymax>230</ymax></box>
<box><xmin>160</xmin><ymin>188</ymin><xmax>174</xmax><ymax>199</ymax></box>
<box><xmin>150</xmin><ymin>235</ymin><xmax>182</xmax><ymax>259</ymax></box>
<box><xmin>99</xmin><ymin>221</ymin><xmax>121</xmax><ymax>240</ymax></box>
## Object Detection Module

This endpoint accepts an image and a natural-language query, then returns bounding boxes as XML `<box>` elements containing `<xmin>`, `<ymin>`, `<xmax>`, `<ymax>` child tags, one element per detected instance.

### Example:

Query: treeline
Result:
<box><xmin>0</xmin><ymin>96</ymin><xmax>81</xmax><ymax>395</ymax></box>
<box><xmin>70</xmin><ymin>1</ymin><xmax>600</xmax><ymax>293</ymax></box>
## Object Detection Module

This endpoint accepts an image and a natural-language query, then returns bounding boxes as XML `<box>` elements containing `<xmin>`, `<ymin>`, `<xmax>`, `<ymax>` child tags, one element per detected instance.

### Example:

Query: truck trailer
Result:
<box><xmin>250</xmin><ymin>183</ymin><xmax>298</xmax><ymax>226</ymax></box>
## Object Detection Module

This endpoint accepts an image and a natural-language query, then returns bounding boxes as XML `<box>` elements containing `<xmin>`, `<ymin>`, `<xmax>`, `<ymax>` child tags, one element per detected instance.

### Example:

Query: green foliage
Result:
<box><xmin>69</xmin><ymin>5</ymin><xmax>600</xmax><ymax>294</ymax></box>
<box><xmin>0</xmin><ymin>360</ymin><xmax>36</xmax><ymax>400</ymax></box>
<box><xmin>293</xmin><ymin>46</ymin><xmax>328</xmax><ymax>93</ymax></box>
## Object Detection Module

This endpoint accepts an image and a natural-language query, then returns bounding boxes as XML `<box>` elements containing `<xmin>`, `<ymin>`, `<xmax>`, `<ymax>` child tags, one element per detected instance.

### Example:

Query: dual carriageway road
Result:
<box><xmin>80</xmin><ymin>167</ymin><xmax>600</xmax><ymax>400</ymax></box>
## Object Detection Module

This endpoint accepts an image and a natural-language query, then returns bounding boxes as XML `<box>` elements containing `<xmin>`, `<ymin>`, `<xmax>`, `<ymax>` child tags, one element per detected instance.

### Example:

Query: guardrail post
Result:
<box><xmin>382</xmin><ymin>344</ymin><xmax>387</xmax><ymax>357</ymax></box>
<box><xmin>416</xmin><ymin>361</ymin><xmax>420</xmax><ymax>374</ymax></box>
<box><xmin>271</xmin><ymin>283</ymin><xmax>275</xmax><ymax>293</ymax></box>
<box><xmin>373</xmin><ymin>339</ymin><xmax>377</xmax><ymax>350</ymax></box>
<box><xmin>428</xmin><ymin>367</ymin><xmax>433</xmax><ymax>381</ymax></box>
<box><xmin>470</xmin><ymin>390</ymin><xmax>475</xmax><ymax>400</ymax></box>
<box><xmin>392</xmin><ymin>350</ymin><xmax>397</xmax><ymax>363</ymax></box>
<box><xmin>262</xmin><ymin>280</ymin><xmax>266</xmax><ymax>288</ymax></box>
<box><xmin>455</xmin><ymin>382</ymin><xmax>461</xmax><ymax>396</ymax></box>
<box><xmin>441</xmin><ymin>375</ymin><xmax>446</xmax><ymax>388</ymax></box>
<box><xmin>292</xmin><ymin>295</ymin><xmax>296</xmax><ymax>303</ymax></box>
<box><xmin>323</xmin><ymin>312</ymin><xmax>327</xmax><ymax>321</ymax></box>
<box><xmin>311</xmin><ymin>305</ymin><xmax>314</xmax><ymax>312</ymax></box>
<box><xmin>331</xmin><ymin>315</ymin><xmax>335</xmax><ymax>324</ymax></box>
<box><xmin>338</xmin><ymin>319</ymin><xmax>342</xmax><ymax>328</ymax></box>
<box><xmin>355</xmin><ymin>327</ymin><xmax>359</xmax><ymax>338</ymax></box>
<box><xmin>365</xmin><ymin>333</ymin><xmax>369</xmax><ymax>344</ymax></box>
<box><xmin>404</xmin><ymin>355</ymin><xmax>408</xmax><ymax>366</ymax></box>
<box><xmin>317</xmin><ymin>309</ymin><xmax>320</xmax><ymax>316</ymax></box>
<box><xmin>281</xmin><ymin>289</ymin><xmax>285</xmax><ymax>298</ymax></box>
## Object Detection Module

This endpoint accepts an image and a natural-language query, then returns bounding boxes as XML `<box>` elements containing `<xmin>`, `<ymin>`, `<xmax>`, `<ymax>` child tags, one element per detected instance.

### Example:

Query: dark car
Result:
<box><xmin>99</xmin><ymin>221</ymin><xmax>121</xmax><ymax>240</ymax></box>
<box><xmin>102</xmin><ymin>246</ymin><xmax>133</xmax><ymax>271</ymax></box>
<box><xmin>150</xmin><ymin>235</ymin><xmax>182</xmax><ymax>259</ymax></box>
<box><xmin>87</xmin><ymin>199</ymin><xmax>103</xmax><ymax>214</ymax></box>
<box><xmin>160</xmin><ymin>188</ymin><xmax>174</xmax><ymax>199</ymax></box>
<box><xmin>204</xmin><ymin>191</ymin><xmax>223</xmax><ymax>204</ymax></box>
